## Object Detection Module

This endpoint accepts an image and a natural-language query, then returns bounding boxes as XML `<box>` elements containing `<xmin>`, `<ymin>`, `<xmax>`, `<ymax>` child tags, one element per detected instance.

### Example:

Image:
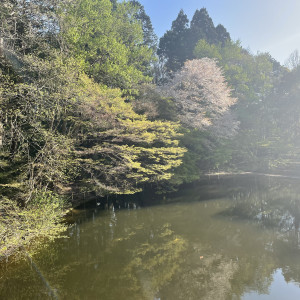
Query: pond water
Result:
<box><xmin>1</xmin><ymin>174</ymin><xmax>300</xmax><ymax>299</ymax></box>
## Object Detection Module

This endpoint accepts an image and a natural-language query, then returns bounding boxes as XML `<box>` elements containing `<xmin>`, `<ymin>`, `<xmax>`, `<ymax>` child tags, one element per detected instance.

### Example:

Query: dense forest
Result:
<box><xmin>1</xmin><ymin>0</ymin><xmax>300</xmax><ymax>259</ymax></box>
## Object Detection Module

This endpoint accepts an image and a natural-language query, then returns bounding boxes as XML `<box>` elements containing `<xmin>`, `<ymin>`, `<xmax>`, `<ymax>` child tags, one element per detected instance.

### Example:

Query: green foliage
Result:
<box><xmin>0</xmin><ymin>192</ymin><xmax>68</xmax><ymax>260</ymax></box>
<box><xmin>170</xmin><ymin>129</ymin><xmax>207</xmax><ymax>186</ymax></box>
<box><xmin>0</xmin><ymin>54</ymin><xmax>80</xmax><ymax>202</ymax></box>
<box><xmin>194</xmin><ymin>39</ymin><xmax>274</xmax><ymax>105</ymax></box>
<box><xmin>215</xmin><ymin>24</ymin><xmax>231</xmax><ymax>45</ymax></box>
<box><xmin>61</xmin><ymin>0</ymin><xmax>154</xmax><ymax>91</ymax></box>
<box><xmin>131</xmin><ymin>84</ymin><xmax>177</xmax><ymax>121</ymax></box>
<box><xmin>158</xmin><ymin>8</ymin><xmax>230</xmax><ymax>76</ymax></box>
<box><xmin>1</xmin><ymin>0</ymin><xmax>186</xmax><ymax>204</ymax></box>
<box><xmin>157</xmin><ymin>9</ymin><xmax>190</xmax><ymax>74</ymax></box>
<box><xmin>193</xmin><ymin>35</ymin><xmax>300</xmax><ymax>171</ymax></box>
<box><xmin>189</xmin><ymin>8</ymin><xmax>218</xmax><ymax>51</ymax></box>
<box><xmin>129</xmin><ymin>0</ymin><xmax>158</xmax><ymax>51</ymax></box>
<box><xmin>71</xmin><ymin>75</ymin><xmax>186</xmax><ymax>194</ymax></box>
<box><xmin>168</xmin><ymin>129</ymin><xmax>234</xmax><ymax>187</ymax></box>
<box><xmin>193</xmin><ymin>39</ymin><xmax>222</xmax><ymax>60</ymax></box>
<box><xmin>2</xmin><ymin>0</ymin><xmax>298</xmax><ymax>262</ymax></box>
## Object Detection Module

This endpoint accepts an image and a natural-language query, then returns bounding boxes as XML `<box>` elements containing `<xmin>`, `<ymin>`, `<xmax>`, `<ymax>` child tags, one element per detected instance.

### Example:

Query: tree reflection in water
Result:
<box><xmin>2</xmin><ymin>175</ymin><xmax>300</xmax><ymax>299</ymax></box>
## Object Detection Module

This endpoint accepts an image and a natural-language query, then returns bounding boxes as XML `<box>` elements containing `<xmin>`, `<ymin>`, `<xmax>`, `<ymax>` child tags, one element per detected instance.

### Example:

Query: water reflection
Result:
<box><xmin>1</xmin><ymin>175</ymin><xmax>300</xmax><ymax>299</ymax></box>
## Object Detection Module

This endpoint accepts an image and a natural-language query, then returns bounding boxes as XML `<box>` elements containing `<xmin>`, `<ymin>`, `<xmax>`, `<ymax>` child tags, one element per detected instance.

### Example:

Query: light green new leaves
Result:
<box><xmin>74</xmin><ymin>74</ymin><xmax>186</xmax><ymax>194</ymax></box>
<box><xmin>61</xmin><ymin>0</ymin><xmax>153</xmax><ymax>91</ymax></box>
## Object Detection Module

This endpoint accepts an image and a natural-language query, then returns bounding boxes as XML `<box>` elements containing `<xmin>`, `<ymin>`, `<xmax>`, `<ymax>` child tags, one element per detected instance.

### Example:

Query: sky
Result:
<box><xmin>138</xmin><ymin>0</ymin><xmax>300</xmax><ymax>65</ymax></box>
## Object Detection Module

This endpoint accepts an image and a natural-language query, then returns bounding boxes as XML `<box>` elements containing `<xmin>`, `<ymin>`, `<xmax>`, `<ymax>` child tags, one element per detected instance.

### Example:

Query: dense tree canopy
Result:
<box><xmin>61</xmin><ymin>0</ymin><xmax>154</xmax><ymax>91</ymax></box>
<box><xmin>0</xmin><ymin>0</ymin><xmax>183</xmax><ymax>258</ymax></box>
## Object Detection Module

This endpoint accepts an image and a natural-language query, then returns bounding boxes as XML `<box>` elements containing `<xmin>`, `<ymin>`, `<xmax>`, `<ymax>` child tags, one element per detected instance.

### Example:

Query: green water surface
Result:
<box><xmin>1</xmin><ymin>174</ymin><xmax>300</xmax><ymax>300</ymax></box>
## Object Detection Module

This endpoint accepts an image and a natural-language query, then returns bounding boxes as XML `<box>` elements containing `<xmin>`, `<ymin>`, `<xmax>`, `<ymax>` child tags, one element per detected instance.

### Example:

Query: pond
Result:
<box><xmin>1</xmin><ymin>174</ymin><xmax>300</xmax><ymax>299</ymax></box>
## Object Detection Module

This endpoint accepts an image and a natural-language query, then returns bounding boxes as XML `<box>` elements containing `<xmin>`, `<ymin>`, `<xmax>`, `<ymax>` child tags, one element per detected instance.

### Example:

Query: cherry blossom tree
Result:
<box><xmin>159</xmin><ymin>58</ymin><xmax>237</xmax><ymax>130</ymax></box>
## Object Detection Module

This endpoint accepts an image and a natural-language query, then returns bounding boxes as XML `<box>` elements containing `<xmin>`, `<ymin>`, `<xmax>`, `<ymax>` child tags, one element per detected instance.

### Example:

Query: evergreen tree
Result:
<box><xmin>188</xmin><ymin>8</ymin><xmax>217</xmax><ymax>55</ymax></box>
<box><xmin>216</xmin><ymin>24</ymin><xmax>231</xmax><ymax>45</ymax></box>
<box><xmin>158</xmin><ymin>8</ymin><xmax>231</xmax><ymax>76</ymax></box>
<box><xmin>157</xmin><ymin>9</ymin><xmax>189</xmax><ymax>74</ymax></box>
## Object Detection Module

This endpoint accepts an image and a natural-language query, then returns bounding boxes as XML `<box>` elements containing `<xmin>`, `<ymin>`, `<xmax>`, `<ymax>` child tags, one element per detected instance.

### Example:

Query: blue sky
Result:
<box><xmin>138</xmin><ymin>0</ymin><xmax>300</xmax><ymax>64</ymax></box>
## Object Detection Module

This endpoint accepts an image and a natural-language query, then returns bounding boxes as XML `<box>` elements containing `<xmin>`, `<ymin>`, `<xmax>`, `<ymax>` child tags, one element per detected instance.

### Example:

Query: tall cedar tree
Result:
<box><xmin>157</xmin><ymin>9</ymin><xmax>190</xmax><ymax>74</ymax></box>
<box><xmin>215</xmin><ymin>24</ymin><xmax>231</xmax><ymax>46</ymax></box>
<box><xmin>158</xmin><ymin>8</ymin><xmax>231</xmax><ymax>76</ymax></box>
<box><xmin>188</xmin><ymin>8</ymin><xmax>218</xmax><ymax>56</ymax></box>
